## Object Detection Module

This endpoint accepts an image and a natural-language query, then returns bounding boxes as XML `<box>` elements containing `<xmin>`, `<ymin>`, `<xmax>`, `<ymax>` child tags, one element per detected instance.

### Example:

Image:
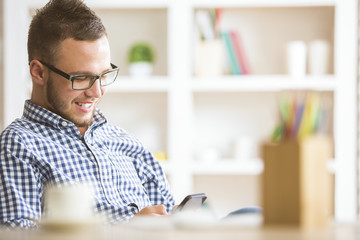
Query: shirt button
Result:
<box><xmin>103</xmin><ymin>168</ymin><xmax>108</xmax><ymax>174</ymax></box>
<box><xmin>61</xmin><ymin>121</ymin><xmax>68</xmax><ymax>127</ymax></box>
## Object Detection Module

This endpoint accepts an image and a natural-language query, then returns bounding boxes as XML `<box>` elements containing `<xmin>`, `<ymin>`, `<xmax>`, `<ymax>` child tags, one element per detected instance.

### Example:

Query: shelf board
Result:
<box><xmin>191</xmin><ymin>0</ymin><xmax>336</xmax><ymax>8</ymax></box>
<box><xmin>108</xmin><ymin>75</ymin><xmax>336</xmax><ymax>92</ymax></box>
<box><xmin>27</xmin><ymin>0</ymin><xmax>169</xmax><ymax>9</ymax></box>
<box><xmin>191</xmin><ymin>75</ymin><xmax>336</xmax><ymax>92</ymax></box>
<box><xmin>28</xmin><ymin>0</ymin><xmax>336</xmax><ymax>8</ymax></box>
<box><xmin>161</xmin><ymin>158</ymin><xmax>336</xmax><ymax>175</ymax></box>
<box><xmin>191</xmin><ymin>158</ymin><xmax>264</xmax><ymax>175</ymax></box>
<box><xmin>82</xmin><ymin>0</ymin><xmax>169</xmax><ymax>8</ymax></box>
<box><xmin>161</xmin><ymin>159</ymin><xmax>264</xmax><ymax>175</ymax></box>
<box><xmin>108</xmin><ymin>76</ymin><xmax>170</xmax><ymax>92</ymax></box>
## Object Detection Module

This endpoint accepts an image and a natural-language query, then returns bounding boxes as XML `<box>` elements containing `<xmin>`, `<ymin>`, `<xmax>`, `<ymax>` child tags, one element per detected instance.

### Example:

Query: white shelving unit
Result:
<box><xmin>0</xmin><ymin>0</ymin><xmax>357</xmax><ymax>221</ymax></box>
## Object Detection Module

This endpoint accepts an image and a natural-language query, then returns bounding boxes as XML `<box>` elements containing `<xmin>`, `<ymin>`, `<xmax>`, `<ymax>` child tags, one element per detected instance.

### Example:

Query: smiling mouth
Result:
<box><xmin>76</xmin><ymin>102</ymin><xmax>92</xmax><ymax>108</ymax></box>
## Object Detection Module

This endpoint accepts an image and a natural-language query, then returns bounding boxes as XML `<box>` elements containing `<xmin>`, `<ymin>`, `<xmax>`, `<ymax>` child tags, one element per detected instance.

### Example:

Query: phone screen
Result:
<box><xmin>175</xmin><ymin>193</ymin><xmax>207</xmax><ymax>212</ymax></box>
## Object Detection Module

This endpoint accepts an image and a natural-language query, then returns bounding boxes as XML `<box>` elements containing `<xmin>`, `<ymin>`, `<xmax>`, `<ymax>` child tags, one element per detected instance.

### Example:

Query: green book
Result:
<box><xmin>221</xmin><ymin>31</ymin><xmax>241</xmax><ymax>75</ymax></box>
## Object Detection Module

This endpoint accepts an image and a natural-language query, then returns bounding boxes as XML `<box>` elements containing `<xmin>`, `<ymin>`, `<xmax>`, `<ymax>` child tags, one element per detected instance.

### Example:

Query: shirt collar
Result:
<box><xmin>22</xmin><ymin>99</ymin><xmax>107</xmax><ymax>132</ymax></box>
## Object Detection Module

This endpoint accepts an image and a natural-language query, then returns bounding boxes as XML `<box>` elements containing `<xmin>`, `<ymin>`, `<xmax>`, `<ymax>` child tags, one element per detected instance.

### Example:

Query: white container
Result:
<box><xmin>194</xmin><ymin>39</ymin><xmax>224</xmax><ymax>77</ymax></box>
<box><xmin>43</xmin><ymin>184</ymin><xmax>94</xmax><ymax>224</ymax></box>
<box><xmin>129</xmin><ymin>62</ymin><xmax>153</xmax><ymax>77</ymax></box>
<box><xmin>286</xmin><ymin>41</ymin><xmax>307</xmax><ymax>77</ymax></box>
<box><xmin>308</xmin><ymin>40</ymin><xmax>330</xmax><ymax>75</ymax></box>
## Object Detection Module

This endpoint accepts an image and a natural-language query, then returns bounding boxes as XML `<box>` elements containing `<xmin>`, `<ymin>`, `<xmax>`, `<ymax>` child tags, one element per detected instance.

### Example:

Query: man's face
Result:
<box><xmin>43</xmin><ymin>36</ymin><xmax>111</xmax><ymax>127</ymax></box>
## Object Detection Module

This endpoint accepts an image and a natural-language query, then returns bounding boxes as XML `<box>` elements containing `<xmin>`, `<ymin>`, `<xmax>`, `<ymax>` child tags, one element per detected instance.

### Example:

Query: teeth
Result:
<box><xmin>77</xmin><ymin>103</ymin><xmax>91</xmax><ymax>108</ymax></box>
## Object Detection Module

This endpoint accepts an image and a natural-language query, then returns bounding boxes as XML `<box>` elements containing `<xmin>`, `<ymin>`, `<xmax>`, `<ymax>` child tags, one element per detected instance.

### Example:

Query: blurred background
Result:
<box><xmin>0</xmin><ymin>0</ymin><xmax>358</xmax><ymax>222</ymax></box>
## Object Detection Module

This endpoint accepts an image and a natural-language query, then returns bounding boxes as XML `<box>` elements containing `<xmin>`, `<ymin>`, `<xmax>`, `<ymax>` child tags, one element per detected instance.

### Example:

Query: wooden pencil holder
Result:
<box><xmin>261</xmin><ymin>135</ymin><xmax>333</xmax><ymax>228</ymax></box>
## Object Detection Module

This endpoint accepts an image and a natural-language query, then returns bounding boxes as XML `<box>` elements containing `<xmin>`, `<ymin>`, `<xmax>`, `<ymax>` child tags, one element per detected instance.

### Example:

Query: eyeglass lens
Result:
<box><xmin>71</xmin><ymin>70</ymin><xmax>118</xmax><ymax>90</ymax></box>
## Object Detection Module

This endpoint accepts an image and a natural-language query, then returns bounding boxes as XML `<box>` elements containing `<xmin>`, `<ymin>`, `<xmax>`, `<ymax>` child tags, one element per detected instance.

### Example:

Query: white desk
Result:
<box><xmin>1</xmin><ymin>218</ymin><xmax>359</xmax><ymax>240</ymax></box>
<box><xmin>109</xmin><ymin>222</ymin><xmax>360</xmax><ymax>240</ymax></box>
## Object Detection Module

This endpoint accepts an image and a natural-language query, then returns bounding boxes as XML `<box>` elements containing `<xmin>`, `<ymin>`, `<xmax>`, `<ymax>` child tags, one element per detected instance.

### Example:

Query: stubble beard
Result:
<box><xmin>46</xmin><ymin>77</ymin><xmax>95</xmax><ymax>128</ymax></box>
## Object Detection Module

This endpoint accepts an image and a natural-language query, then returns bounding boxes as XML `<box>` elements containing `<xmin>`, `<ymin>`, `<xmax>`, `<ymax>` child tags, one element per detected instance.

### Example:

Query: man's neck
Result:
<box><xmin>77</xmin><ymin>126</ymin><xmax>88</xmax><ymax>136</ymax></box>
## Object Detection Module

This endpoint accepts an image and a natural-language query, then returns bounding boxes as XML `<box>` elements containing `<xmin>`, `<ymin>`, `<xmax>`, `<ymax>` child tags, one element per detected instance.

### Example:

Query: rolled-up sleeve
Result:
<box><xmin>136</xmin><ymin>150</ymin><xmax>175</xmax><ymax>213</ymax></box>
<box><xmin>0</xmin><ymin>130</ymin><xmax>41</xmax><ymax>229</ymax></box>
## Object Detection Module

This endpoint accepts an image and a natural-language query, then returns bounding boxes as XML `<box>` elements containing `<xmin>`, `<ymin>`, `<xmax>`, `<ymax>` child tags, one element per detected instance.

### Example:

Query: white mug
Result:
<box><xmin>44</xmin><ymin>184</ymin><xmax>94</xmax><ymax>223</ymax></box>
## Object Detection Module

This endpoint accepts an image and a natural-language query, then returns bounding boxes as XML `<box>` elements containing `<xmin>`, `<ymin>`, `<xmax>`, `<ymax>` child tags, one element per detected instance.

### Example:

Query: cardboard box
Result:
<box><xmin>262</xmin><ymin>135</ymin><xmax>333</xmax><ymax>228</ymax></box>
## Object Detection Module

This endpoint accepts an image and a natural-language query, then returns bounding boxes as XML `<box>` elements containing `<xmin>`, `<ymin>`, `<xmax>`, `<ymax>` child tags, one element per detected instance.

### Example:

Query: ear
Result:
<box><xmin>29</xmin><ymin>60</ymin><xmax>47</xmax><ymax>86</ymax></box>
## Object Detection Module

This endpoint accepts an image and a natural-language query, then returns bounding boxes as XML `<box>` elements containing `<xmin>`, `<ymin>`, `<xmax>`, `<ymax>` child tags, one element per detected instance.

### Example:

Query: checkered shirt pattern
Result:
<box><xmin>0</xmin><ymin>100</ymin><xmax>175</xmax><ymax>229</ymax></box>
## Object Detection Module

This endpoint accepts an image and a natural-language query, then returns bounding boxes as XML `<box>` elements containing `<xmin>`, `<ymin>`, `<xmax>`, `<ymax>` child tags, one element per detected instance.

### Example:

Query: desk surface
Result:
<box><xmin>1</xmin><ymin>218</ymin><xmax>359</xmax><ymax>240</ymax></box>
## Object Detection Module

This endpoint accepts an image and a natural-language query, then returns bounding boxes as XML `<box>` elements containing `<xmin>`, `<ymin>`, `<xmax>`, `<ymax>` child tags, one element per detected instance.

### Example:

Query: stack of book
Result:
<box><xmin>221</xmin><ymin>30</ymin><xmax>250</xmax><ymax>75</ymax></box>
<box><xmin>195</xmin><ymin>9</ymin><xmax>250</xmax><ymax>76</ymax></box>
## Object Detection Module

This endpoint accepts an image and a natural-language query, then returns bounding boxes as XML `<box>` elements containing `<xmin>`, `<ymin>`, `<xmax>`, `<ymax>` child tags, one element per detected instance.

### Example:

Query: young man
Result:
<box><xmin>0</xmin><ymin>0</ymin><xmax>175</xmax><ymax>228</ymax></box>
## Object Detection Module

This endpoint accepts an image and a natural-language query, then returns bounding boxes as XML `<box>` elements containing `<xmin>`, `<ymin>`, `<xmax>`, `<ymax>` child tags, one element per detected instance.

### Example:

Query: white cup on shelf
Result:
<box><xmin>308</xmin><ymin>39</ymin><xmax>330</xmax><ymax>75</ymax></box>
<box><xmin>286</xmin><ymin>41</ymin><xmax>307</xmax><ymax>77</ymax></box>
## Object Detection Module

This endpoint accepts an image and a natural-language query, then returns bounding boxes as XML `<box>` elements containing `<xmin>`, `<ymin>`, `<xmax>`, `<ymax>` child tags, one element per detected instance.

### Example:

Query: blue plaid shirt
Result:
<box><xmin>0</xmin><ymin>100</ymin><xmax>175</xmax><ymax>228</ymax></box>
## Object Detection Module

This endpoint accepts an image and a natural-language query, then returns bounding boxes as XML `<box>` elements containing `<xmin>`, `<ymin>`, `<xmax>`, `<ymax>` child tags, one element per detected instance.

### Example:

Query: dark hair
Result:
<box><xmin>27</xmin><ymin>0</ymin><xmax>106</xmax><ymax>63</ymax></box>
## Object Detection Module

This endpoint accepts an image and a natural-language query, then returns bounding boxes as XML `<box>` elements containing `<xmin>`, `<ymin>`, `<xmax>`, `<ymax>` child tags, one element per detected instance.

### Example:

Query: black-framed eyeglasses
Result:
<box><xmin>39</xmin><ymin>60</ymin><xmax>120</xmax><ymax>90</ymax></box>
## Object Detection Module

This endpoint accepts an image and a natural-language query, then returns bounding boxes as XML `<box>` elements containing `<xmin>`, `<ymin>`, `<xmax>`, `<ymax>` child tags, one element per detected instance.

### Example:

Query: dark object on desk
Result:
<box><xmin>224</xmin><ymin>206</ymin><xmax>262</xmax><ymax>218</ymax></box>
<box><xmin>175</xmin><ymin>193</ymin><xmax>207</xmax><ymax>213</ymax></box>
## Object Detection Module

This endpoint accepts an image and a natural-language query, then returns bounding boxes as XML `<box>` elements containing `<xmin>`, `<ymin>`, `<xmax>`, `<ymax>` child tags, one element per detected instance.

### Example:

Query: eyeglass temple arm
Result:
<box><xmin>38</xmin><ymin>60</ymin><xmax>71</xmax><ymax>80</ymax></box>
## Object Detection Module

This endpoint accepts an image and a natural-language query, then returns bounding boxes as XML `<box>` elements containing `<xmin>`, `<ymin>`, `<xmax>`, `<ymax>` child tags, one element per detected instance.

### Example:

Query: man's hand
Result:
<box><xmin>135</xmin><ymin>205</ymin><xmax>169</xmax><ymax>217</ymax></box>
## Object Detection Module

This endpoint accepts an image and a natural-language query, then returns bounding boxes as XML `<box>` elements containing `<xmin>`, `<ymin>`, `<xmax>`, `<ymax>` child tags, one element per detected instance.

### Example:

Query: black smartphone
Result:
<box><xmin>174</xmin><ymin>193</ymin><xmax>207</xmax><ymax>213</ymax></box>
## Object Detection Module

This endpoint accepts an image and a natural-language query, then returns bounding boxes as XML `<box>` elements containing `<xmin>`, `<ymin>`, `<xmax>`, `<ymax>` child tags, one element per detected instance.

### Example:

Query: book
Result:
<box><xmin>229</xmin><ymin>30</ymin><xmax>250</xmax><ymax>74</ymax></box>
<box><xmin>221</xmin><ymin>31</ymin><xmax>241</xmax><ymax>75</ymax></box>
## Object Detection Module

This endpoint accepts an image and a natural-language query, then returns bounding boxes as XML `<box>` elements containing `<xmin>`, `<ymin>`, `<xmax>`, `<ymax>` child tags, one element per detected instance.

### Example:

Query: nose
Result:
<box><xmin>85</xmin><ymin>78</ymin><xmax>103</xmax><ymax>98</ymax></box>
